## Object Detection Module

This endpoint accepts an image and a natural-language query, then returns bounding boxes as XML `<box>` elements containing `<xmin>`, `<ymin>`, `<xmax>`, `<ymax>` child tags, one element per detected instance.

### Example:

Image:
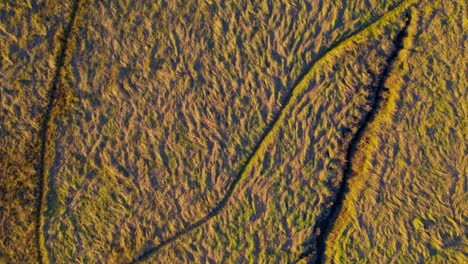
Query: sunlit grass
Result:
<box><xmin>325</xmin><ymin>1</ymin><xmax>467</xmax><ymax>263</ymax></box>
<box><xmin>0</xmin><ymin>0</ymin><xmax>465</xmax><ymax>263</ymax></box>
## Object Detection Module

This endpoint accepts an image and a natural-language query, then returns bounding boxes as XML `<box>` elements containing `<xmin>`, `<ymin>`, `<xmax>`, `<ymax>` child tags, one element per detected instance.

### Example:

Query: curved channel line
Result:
<box><xmin>132</xmin><ymin>1</ymin><xmax>417</xmax><ymax>262</ymax></box>
<box><xmin>35</xmin><ymin>1</ymin><xmax>82</xmax><ymax>263</ymax></box>
<box><xmin>296</xmin><ymin>11</ymin><xmax>413</xmax><ymax>264</ymax></box>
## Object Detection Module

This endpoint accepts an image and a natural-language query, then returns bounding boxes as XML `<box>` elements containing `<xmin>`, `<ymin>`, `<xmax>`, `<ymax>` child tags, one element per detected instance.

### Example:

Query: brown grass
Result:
<box><xmin>324</xmin><ymin>0</ymin><xmax>467</xmax><ymax>263</ymax></box>
<box><xmin>0</xmin><ymin>0</ymin><xmax>465</xmax><ymax>263</ymax></box>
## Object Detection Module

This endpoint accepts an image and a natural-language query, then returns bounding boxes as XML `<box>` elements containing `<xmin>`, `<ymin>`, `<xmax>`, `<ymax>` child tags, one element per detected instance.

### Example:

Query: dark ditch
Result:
<box><xmin>296</xmin><ymin>13</ymin><xmax>412</xmax><ymax>264</ymax></box>
<box><xmin>35</xmin><ymin>1</ymin><xmax>81</xmax><ymax>263</ymax></box>
<box><xmin>131</xmin><ymin>4</ymin><xmax>413</xmax><ymax>263</ymax></box>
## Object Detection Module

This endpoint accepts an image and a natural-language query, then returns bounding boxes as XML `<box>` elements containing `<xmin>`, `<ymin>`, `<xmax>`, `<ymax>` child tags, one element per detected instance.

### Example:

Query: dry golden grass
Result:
<box><xmin>325</xmin><ymin>0</ymin><xmax>467</xmax><ymax>263</ymax></box>
<box><xmin>0</xmin><ymin>1</ymin><xmax>73</xmax><ymax>262</ymax></box>
<box><xmin>141</xmin><ymin>20</ymin><xmax>411</xmax><ymax>264</ymax></box>
<box><xmin>0</xmin><ymin>0</ymin><xmax>465</xmax><ymax>263</ymax></box>
<box><xmin>41</xmin><ymin>1</ymin><xmax>405</xmax><ymax>263</ymax></box>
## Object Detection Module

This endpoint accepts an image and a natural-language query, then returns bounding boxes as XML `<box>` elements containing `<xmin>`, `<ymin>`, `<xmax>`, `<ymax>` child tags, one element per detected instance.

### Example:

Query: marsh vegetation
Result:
<box><xmin>0</xmin><ymin>0</ymin><xmax>466</xmax><ymax>263</ymax></box>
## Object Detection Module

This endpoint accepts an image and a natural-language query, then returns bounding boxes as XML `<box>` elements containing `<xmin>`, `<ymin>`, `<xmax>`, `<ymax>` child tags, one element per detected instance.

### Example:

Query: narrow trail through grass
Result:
<box><xmin>132</xmin><ymin>1</ymin><xmax>417</xmax><ymax>262</ymax></box>
<box><xmin>35</xmin><ymin>1</ymin><xmax>82</xmax><ymax>263</ymax></box>
<box><xmin>296</xmin><ymin>13</ymin><xmax>412</xmax><ymax>264</ymax></box>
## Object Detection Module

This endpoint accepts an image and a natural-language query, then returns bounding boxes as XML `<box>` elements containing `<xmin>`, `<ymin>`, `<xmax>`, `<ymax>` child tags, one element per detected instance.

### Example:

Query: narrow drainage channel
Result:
<box><xmin>35</xmin><ymin>1</ymin><xmax>82</xmax><ymax>263</ymax></box>
<box><xmin>130</xmin><ymin>5</ymin><xmax>413</xmax><ymax>263</ymax></box>
<box><xmin>297</xmin><ymin>13</ymin><xmax>412</xmax><ymax>264</ymax></box>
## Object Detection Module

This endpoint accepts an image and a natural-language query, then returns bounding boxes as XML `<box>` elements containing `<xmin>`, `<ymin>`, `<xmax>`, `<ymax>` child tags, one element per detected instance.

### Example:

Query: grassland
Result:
<box><xmin>39</xmin><ymin>0</ymin><xmax>402</xmax><ymax>262</ymax></box>
<box><xmin>0</xmin><ymin>1</ymin><xmax>73</xmax><ymax>262</ymax></box>
<box><xmin>324</xmin><ymin>0</ymin><xmax>467</xmax><ymax>263</ymax></box>
<box><xmin>0</xmin><ymin>0</ymin><xmax>466</xmax><ymax>263</ymax></box>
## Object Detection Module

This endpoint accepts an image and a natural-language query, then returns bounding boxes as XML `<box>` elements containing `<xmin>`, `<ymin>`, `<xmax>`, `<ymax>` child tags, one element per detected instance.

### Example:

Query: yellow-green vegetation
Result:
<box><xmin>325</xmin><ymin>0</ymin><xmax>467</xmax><ymax>263</ymax></box>
<box><xmin>41</xmin><ymin>1</ymin><xmax>406</xmax><ymax>262</ymax></box>
<box><xmin>138</xmin><ymin>20</ymin><xmax>411</xmax><ymax>264</ymax></box>
<box><xmin>0</xmin><ymin>1</ymin><xmax>73</xmax><ymax>263</ymax></box>
<box><xmin>0</xmin><ymin>0</ymin><xmax>465</xmax><ymax>263</ymax></box>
